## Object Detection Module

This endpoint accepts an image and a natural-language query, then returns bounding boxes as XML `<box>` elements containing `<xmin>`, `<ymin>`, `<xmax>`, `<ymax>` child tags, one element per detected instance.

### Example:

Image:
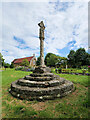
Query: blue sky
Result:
<box><xmin>0</xmin><ymin>0</ymin><xmax>88</xmax><ymax>63</ymax></box>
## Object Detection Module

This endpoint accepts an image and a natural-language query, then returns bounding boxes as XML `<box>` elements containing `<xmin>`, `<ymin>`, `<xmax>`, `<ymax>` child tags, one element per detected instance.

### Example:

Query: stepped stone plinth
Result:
<box><xmin>10</xmin><ymin>66</ymin><xmax>74</xmax><ymax>101</ymax></box>
<box><xmin>10</xmin><ymin>21</ymin><xmax>74</xmax><ymax>101</ymax></box>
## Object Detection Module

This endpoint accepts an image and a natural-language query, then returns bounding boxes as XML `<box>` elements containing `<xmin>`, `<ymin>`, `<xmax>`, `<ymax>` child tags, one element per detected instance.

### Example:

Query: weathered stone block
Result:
<box><xmin>33</xmin><ymin>66</ymin><xmax>51</xmax><ymax>73</ymax></box>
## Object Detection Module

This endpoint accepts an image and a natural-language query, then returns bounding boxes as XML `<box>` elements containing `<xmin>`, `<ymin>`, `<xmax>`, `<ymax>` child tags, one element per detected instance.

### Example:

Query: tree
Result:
<box><xmin>36</xmin><ymin>56</ymin><xmax>40</xmax><ymax>66</ymax></box>
<box><xmin>21</xmin><ymin>59</ymin><xmax>29</xmax><ymax>67</ymax></box>
<box><xmin>56</xmin><ymin>57</ymin><xmax>67</xmax><ymax>68</ymax></box>
<box><xmin>67</xmin><ymin>48</ymin><xmax>90</xmax><ymax>68</ymax></box>
<box><xmin>85</xmin><ymin>53</ymin><xmax>90</xmax><ymax>66</ymax></box>
<box><xmin>67</xmin><ymin>50</ymin><xmax>75</xmax><ymax>68</ymax></box>
<box><xmin>74</xmin><ymin>48</ymin><xmax>87</xmax><ymax>68</ymax></box>
<box><xmin>10</xmin><ymin>62</ymin><xmax>14</xmax><ymax>68</ymax></box>
<box><xmin>45</xmin><ymin>53</ymin><xmax>60</xmax><ymax>67</ymax></box>
<box><xmin>61</xmin><ymin>58</ymin><xmax>68</xmax><ymax>68</ymax></box>
<box><xmin>4</xmin><ymin>63</ymin><xmax>10</xmax><ymax>70</ymax></box>
<box><xmin>0</xmin><ymin>53</ymin><xmax>5</xmax><ymax>67</ymax></box>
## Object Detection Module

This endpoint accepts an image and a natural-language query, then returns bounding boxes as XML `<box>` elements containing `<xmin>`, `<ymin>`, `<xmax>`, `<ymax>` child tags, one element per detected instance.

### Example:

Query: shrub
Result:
<box><xmin>88</xmin><ymin>66</ymin><xmax>90</xmax><ymax>72</ymax></box>
<box><xmin>30</xmin><ymin>67</ymin><xmax>35</xmax><ymax>71</ymax></box>
<box><xmin>21</xmin><ymin>59</ymin><xmax>29</xmax><ymax>67</ymax></box>
<box><xmin>81</xmin><ymin>66</ymin><xmax>88</xmax><ymax>70</ymax></box>
<box><xmin>81</xmin><ymin>66</ymin><xmax>87</xmax><ymax>74</ymax></box>
<box><xmin>15</xmin><ymin>66</ymin><xmax>35</xmax><ymax>72</ymax></box>
<box><xmin>58</xmin><ymin>67</ymin><xmax>62</xmax><ymax>73</ymax></box>
<box><xmin>61</xmin><ymin>69</ymin><xmax>70</xmax><ymax>73</ymax></box>
<box><xmin>4</xmin><ymin>63</ymin><xmax>10</xmax><ymax>70</ymax></box>
<box><xmin>10</xmin><ymin>62</ymin><xmax>14</xmax><ymax>68</ymax></box>
<box><xmin>82</xmin><ymin>69</ymin><xmax>87</xmax><ymax>74</ymax></box>
<box><xmin>15</xmin><ymin>66</ymin><xmax>23</xmax><ymax>71</ymax></box>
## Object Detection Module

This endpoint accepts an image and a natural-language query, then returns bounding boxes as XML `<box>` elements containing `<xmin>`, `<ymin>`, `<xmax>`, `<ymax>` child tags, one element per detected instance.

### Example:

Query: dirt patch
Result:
<box><xmin>31</xmin><ymin>102</ymin><xmax>47</xmax><ymax>111</ymax></box>
<box><xmin>72</xmin><ymin>89</ymin><xmax>79</xmax><ymax>95</ymax></box>
<box><xmin>9</xmin><ymin>100</ymin><xmax>15</xmax><ymax>104</ymax></box>
<box><xmin>2</xmin><ymin>113</ymin><xmax>6</xmax><ymax>118</ymax></box>
<box><xmin>11</xmin><ymin>75</ymin><xmax>14</xmax><ymax>77</ymax></box>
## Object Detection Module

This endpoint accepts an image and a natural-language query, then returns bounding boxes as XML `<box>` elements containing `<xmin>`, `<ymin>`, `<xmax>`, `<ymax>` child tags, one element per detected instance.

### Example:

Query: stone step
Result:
<box><xmin>17</xmin><ymin>78</ymin><xmax>65</xmax><ymax>87</ymax></box>
<box><xmin>30</xmin><ymin>73</ymin><xmax>55</xmax><ymax>77</ymax></box>
<box><xmin>11</xmin><ymin>80</ymin><xmax>73</xmax><ymax>97</ymax></box>
<box><xmin>24</xmin><ymin>75</ymin><xmax>55</xmax><ymax>81</ymax></box>
<box><xmin>10</xmin><ymin>87</ymin><xmax>74</xmax><ymax>101</ymax></box>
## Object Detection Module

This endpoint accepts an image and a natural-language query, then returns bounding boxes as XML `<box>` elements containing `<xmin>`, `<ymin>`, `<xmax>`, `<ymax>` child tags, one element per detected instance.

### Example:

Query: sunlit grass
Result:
<box><xmin>1</xmin><ymin>68</ymin><xmax>89</xmax><ymax>118</ymax></box>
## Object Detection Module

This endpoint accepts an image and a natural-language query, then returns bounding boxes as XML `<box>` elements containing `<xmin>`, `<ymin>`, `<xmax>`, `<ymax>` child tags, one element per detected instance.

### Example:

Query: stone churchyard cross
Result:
<box><xmin>10</xmin><ymin>21</ymin><xmax>74</xmax><ymax>101</ymax></box>
<box><xmin>38</xmin><ymin>21</ymin><xmax>45</xmax><ymax>67</ymax></box>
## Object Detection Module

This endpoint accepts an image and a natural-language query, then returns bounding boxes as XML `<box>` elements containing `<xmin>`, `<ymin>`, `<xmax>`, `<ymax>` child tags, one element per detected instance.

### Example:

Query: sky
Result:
<box><xmin>0</xmin><ymin>0</ymin><xmax>89</xmax><ymax>63</ymax></box>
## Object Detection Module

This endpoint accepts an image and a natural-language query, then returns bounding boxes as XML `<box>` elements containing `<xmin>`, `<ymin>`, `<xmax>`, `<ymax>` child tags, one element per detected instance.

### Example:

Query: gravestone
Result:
<box><xmin>9</xmin><ymin>21</ymin><xmax>74</xmax><ymax>100</ymax></box>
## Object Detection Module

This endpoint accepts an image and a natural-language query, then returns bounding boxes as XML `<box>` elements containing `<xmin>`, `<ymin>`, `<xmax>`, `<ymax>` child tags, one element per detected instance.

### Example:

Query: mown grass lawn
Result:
<box><xmin>1</xmin><ymin>69</ymin><xmax>89</xmax><ymax>118</ymax></box>
<box><xmin>57</xmin><ymin>73</ymin><xmax>89</xmax><ymax>87</ymax></box>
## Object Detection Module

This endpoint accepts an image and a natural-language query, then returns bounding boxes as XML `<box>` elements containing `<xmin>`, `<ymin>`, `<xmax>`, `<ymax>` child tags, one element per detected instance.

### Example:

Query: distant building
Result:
<box><xmin>12</xmin><ymin>54</ymin><xmax>36</xmax><ymax>67</ymax></box>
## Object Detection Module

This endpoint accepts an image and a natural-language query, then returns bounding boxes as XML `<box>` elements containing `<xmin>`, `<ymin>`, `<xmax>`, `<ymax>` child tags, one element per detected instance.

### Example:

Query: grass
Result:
<box><xmin>58</xmin><ymin>74</ymin><xmax>89</xmax><ymax>87</ymax></box>
<box><xmin>2</xmin><ymin>68</ymin><xmax>31</xmax><ymax>87</ymax></box>
<box><xmin>1</xmin><ymin>68</ymin><xmax>89</xmax><ymax>118</ymax></box>
<box><xmin>52</xmin><ymin>68</ymin><xmax>89</xmax><ymax>87</ymax></box>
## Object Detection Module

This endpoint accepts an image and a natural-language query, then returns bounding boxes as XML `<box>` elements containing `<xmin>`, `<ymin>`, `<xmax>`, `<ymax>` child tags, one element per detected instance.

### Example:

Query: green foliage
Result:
<box><xmin>51</xmin><ymin>68</ymin><xmax>55</xmax><ymax>73</ymax></box>
<box><xmin>75</xmin><ymin>48</ymin><xmax>87</xmax><ymax>68</ymax></box>
<box><xmin>81</xmin><ymin>66</ymin><xmax>88</xmax><ymax>74</ymax></box>
<box><xmin>10</xmin><ymin>62</ymin><xmax>14</xmax><ymax>68</ymax></box>
<box><xmin>21</xmin><ymin>59</ymin><xmax>29</xmax><ymax>67</ymax></box>
<box><xmin>57</xmin><ymin>58</ymin><xmax>67</xmax><ymax>68</ymax></box>
<box><xmin>45</xmin><ymin>53</ymin><xmax>60</xmax><ymax>67</ymax></box>
<box><xmin>67</xmin><ymin>50</ymin><xmax>75</xmax><ymax>68</ymax></box>
<box><xmin>15</xmin><ymin>66</ymin><xmax>34</xmax><ymax>71</ymax></box>
<box><xmin>61</xmin><ymin>69</ymin><xmax>81</xmax><ymax>74</ymax></box>
<box><xmin>15</xmin><ymin>66</ymin><xmax>23</xmax><ymax>71</ymax></box>
<box><xmin>81</xmin><ymin>65</ymin><xmax>88</xmax><ymax>69</ymax></box>
<box><xmin>45</xmin><ymin>53</ymin><xmax>67</xmax><ymax>68</ymax></box>
<box><xmin>81</xmin><ymin>69</ymin><xmax>87</xmax><ymax>74</ymax></box>
<box><xmin>58</xmin><ymin>67</ymin><xmax>62</xmax><ymax>73</ymax></box>
<box><xmin>61</xmin><ymin>69</ymin><xmax>70</xmax><ymax>73</ymax></box>
<box><xmin>67</xmin><ymin>48</ymin><xmax>90</xmax><ymax>68</ymax></box>
<box><xmin>88</xmin><ymin>66</ymin><xmax>90</xmax><ymax>72</ymax></box>
<box><xmin>4</xmin><ymin>63</ymin><xmax>10</xmax><ymax>70</ymax></box>
<box><xmin>36</xmin><ymin>56</ymin><xmax>40</xmax><ymax>66</ymax></box>
<box><xmin>0</xmin><ymin>53</ymin><xmax>5</xmax><ymax>67</ymax></box>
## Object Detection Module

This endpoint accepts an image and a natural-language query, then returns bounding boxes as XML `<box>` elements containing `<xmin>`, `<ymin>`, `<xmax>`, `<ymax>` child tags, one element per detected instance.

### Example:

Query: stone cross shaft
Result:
<box><xmin>38</xmin><ymin>21</ymin><xmax>45</xmax><ymax>67</ymax></box>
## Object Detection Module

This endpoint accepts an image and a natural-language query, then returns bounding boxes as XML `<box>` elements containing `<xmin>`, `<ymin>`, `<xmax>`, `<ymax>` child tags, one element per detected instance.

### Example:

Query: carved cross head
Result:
<box><xmin>38</xmin><ymin>21</ymin><xmax>45</xmax><ymax>30</ymax></box>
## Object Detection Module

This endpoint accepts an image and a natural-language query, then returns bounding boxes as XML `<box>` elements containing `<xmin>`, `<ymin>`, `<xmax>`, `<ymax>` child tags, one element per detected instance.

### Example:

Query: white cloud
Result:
<box><xmin>1</xmin><ymin>1</ymin><xmax>88</xmax><ymax>63</ymax></box>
